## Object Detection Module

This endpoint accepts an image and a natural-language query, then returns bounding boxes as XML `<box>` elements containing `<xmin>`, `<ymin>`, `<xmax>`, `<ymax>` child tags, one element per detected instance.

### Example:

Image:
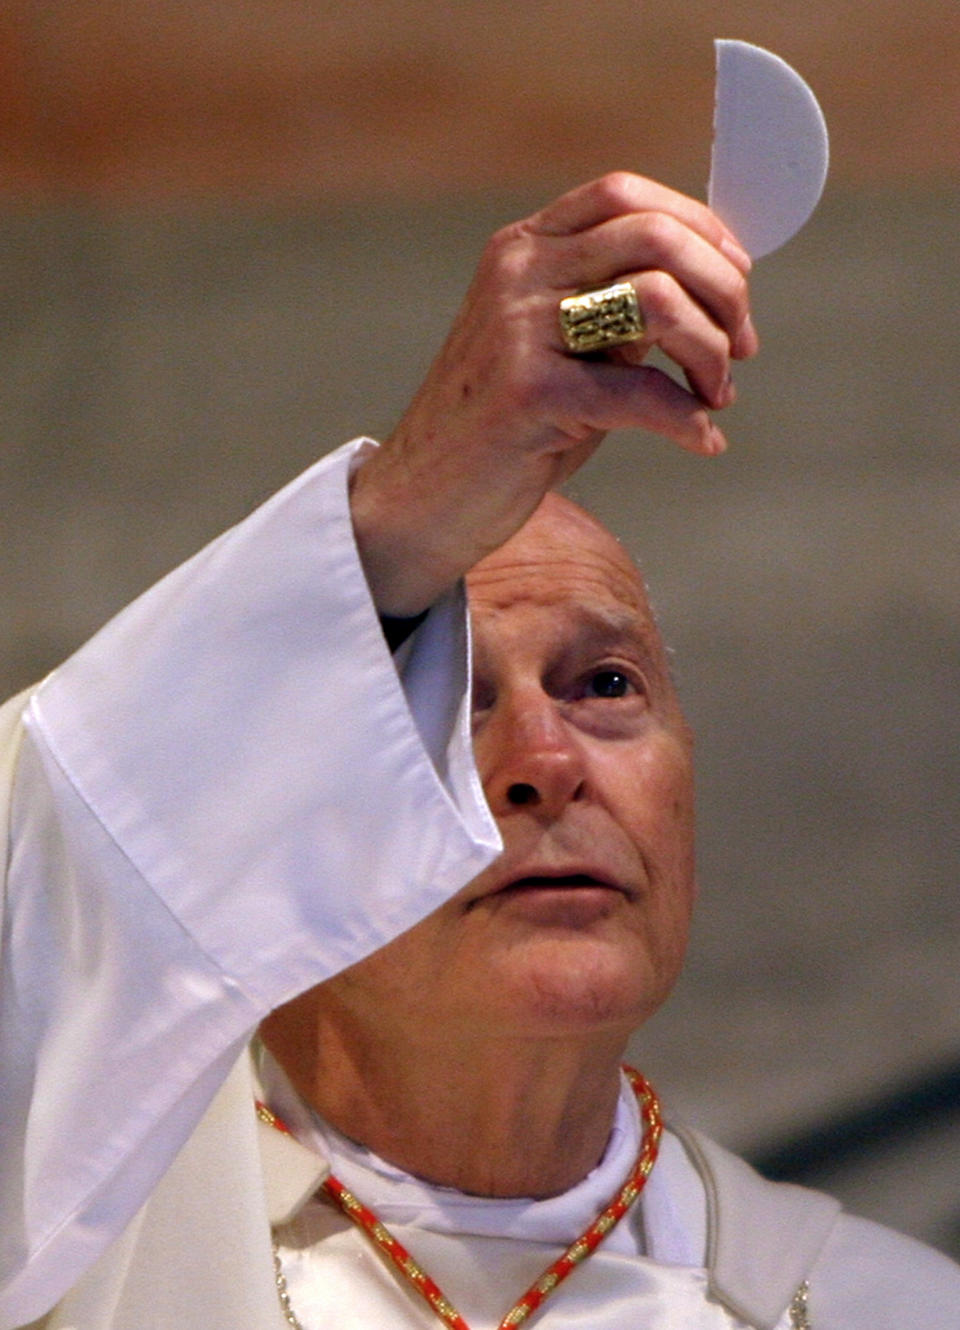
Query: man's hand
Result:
<box><xmin>350</xmin><ymin>173</ymin><xmax>757</xmax><ymax>616</ymax></box>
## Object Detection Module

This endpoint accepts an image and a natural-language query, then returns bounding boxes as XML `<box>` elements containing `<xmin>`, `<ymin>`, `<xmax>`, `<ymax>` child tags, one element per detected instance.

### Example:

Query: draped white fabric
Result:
<box><xmin>276</xmin><ymin>1218</ymin><xmax>775</xmax><ymax>1330</ymax></box>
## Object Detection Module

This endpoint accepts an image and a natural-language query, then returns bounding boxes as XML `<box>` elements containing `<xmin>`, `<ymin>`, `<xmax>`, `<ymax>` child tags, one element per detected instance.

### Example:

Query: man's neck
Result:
<box><xmin>260</xmin><ymin>993</ymin><xmax>628</xmax><ymax>1199</ymax></box>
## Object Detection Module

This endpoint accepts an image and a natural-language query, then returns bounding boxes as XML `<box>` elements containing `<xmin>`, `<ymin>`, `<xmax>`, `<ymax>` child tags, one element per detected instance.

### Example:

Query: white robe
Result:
<box><xmin>18</xmin><ymin>1046</ymin><xmax>960</xmax><ymax>1330</ymax></box>
<box><xmin>1</xmin><ymin>440</ymin><xmax>957</xmax><ymax>1330</ymax></box>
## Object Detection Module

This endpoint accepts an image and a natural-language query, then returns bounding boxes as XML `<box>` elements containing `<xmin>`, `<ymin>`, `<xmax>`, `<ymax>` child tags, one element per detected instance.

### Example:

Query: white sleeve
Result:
<box><xmin>0</xmin><ymin>437</ymin><xmax>501</xmax><ymax>1325</ymax></box>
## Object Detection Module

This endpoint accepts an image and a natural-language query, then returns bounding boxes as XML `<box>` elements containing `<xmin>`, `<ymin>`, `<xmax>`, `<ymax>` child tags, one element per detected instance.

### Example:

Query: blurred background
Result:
<box><xmin>1</xmin><ymin>0</ymin><xmax>957</xmax><ymax>1258</ymax></box>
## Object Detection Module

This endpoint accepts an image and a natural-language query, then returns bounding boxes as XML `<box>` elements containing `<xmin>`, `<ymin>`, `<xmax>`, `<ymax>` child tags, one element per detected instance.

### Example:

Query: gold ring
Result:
<box><xmin>558</xmin><ymin>281</ymin><xmax>645</xmax><ymax>355</ymax></box>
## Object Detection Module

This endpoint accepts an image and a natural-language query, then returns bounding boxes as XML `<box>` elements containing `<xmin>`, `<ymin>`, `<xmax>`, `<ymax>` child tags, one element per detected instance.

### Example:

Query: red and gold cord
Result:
<box><xmin>257</xmin><ymin>1065</ymin><xmax>662</xmax><ymax>1330</ymax></box>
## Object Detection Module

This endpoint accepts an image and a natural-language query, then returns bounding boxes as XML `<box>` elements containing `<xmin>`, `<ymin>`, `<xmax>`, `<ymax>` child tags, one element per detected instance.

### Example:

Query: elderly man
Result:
<box><xmin>0</xmin><ymin>174</ymin><xmax>956</xmax><ymax>1330</ymax></box>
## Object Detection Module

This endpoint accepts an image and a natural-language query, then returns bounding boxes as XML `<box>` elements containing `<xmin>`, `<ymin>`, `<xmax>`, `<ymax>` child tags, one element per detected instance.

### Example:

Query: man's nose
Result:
<box><xmin>478</xmin><ymin>689</ymin><xmax>587</xmax><ymax>819</ymax></box>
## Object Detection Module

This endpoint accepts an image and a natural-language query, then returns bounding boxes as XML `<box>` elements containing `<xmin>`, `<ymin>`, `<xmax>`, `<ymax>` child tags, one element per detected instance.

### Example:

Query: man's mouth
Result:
<box><xmin>468</xmin><ymin>870</ymin><xmax>633</xmax><ymax>925</ymax></box>
<box><xmin>464</xmin><ymin>854</ymin><xmax>638</xmax><ymax>911</ymax></box>
<box><xmin>501</xmin><ymin>874</ymin><xmax>617</xmax><ymax>891</ymax></box>
<box><xmin>486</xmin><ymin>870</ymin><xmax>633</xmax><ymax>903</ymax></box>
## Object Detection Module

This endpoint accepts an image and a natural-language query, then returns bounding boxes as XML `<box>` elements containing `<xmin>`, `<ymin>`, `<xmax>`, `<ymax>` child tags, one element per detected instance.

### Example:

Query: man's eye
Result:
<box><xmin>585</xmin><ymin>669</ymin><xmax>632</xmax><ymax>699</ymax></box>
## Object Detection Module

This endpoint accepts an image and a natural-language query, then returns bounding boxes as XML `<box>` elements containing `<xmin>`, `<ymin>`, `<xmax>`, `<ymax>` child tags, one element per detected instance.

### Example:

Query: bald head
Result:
<box><xmin>470</xmin><ymin>492</ymin><xmax>647</xmax><ymax>608</ymax></box>
<box><xmin>467</xmin><ymin>491</ymin><xmax>682</xmax><ymax>726</ymax></box>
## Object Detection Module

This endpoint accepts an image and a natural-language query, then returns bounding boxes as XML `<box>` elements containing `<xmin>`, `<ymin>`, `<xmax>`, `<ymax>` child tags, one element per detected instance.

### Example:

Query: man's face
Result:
<box><xmin>322</xmin><ymin>496</ymin><xmax>695</xmax><ymax>1047</ymax></box>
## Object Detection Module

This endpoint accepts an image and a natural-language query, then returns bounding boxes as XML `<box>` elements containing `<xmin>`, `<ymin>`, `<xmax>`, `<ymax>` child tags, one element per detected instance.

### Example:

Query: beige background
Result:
<box><xmin>1</xmin><ymin>2</ymin><xmax>958</xmax><ymax>1259</ymax></box>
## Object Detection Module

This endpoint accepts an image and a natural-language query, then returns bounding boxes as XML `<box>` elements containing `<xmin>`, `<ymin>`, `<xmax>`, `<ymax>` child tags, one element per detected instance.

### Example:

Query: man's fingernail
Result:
<box><xmin>735</xmin><ymin>314</ymin><xmax>757</xmax><ymax>357</ymax></box>
<box><xmin>708</xmin><ymin>425</ymin><xmax>728</xmax><ymax>455</ymax></box>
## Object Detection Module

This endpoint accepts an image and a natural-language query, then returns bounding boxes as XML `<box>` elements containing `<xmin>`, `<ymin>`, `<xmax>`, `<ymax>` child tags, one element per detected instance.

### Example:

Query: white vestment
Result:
<box><xmin>1</xmin><ymin>441</ymin><xmax>957</xmax><ymax>1330</ymax></box>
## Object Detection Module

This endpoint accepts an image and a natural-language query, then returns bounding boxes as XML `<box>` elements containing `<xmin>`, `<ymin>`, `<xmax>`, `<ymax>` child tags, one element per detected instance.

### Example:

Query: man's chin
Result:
<box><xmin>476</xmin><ymin>937</ymin><xmax>671</xmax><ymax>1039</ymax></box>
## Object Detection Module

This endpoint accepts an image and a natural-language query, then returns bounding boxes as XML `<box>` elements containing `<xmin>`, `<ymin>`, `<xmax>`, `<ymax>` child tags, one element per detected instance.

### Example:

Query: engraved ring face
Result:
<box><xmin>558</xmin><ymin>281</ymin><xmax>645</xmax><ymax>355</ymax></box>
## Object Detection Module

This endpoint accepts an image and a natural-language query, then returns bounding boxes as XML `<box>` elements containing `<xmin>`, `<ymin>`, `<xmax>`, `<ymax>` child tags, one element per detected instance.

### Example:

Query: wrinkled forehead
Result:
<box><xmin>466</xmin><ymin>493</ymin><xmax>667</xmax><ymax>667</ymax></box>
